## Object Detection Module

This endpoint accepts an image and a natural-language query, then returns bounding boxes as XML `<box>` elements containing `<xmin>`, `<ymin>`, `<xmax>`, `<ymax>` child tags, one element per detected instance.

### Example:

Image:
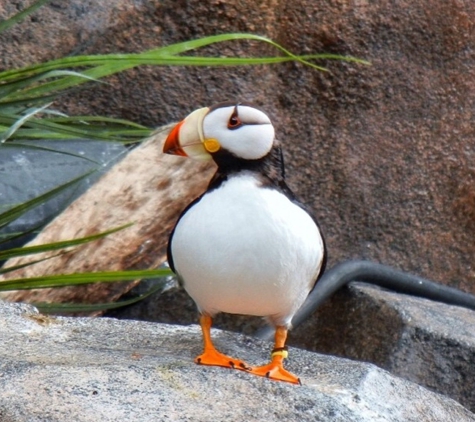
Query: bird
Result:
<box><xmin>163</xmin><ymin>102</ymin><xmax>326</xmax><ymax>384</ymax></box>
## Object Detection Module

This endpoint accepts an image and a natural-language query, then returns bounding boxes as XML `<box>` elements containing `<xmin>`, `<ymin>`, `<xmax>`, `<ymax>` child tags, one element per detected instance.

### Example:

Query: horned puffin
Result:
<box><xmin>163</xmin><ymin>102</ymin><xmax>326</xmax><ymax>384</ymax></box>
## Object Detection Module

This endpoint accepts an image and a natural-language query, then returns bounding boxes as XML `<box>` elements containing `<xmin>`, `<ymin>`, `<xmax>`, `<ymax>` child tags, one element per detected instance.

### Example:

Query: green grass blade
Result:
<box><xmin>46</xmin><ymin>116</ymin><xmax>149</xmax><ymax>130</ymax></box>
<box><xmin>0</xmin><ymin>251</ymin><xmax>67</xmax><ymax>275</ymax></box>
<box><xmin>0</xmin><ymin>230</ymin><xmax>36</xmax><ymax>245</ymax></box>
<box><xmin>0</xmin><ymin>142</ymin><xmax>100</xmax><ymax>164</ymax></box>
<box><xmin>0</xmin><ymin>32</ymin><xmax>368</xmax><ymax>116</ymax></box>
<box><xmin>6</xmin><ymin>127</ymin><xmax>150</xmax><ymax>142</ymax></box>
<box><xmin>0</xmin><ymin>34</ymin><xmax>270</xmax><ymax>79</ymax></box>
<box><xmin>0</xmin><ymin>112</ymin><xmax>148</xmax><ymax>142</ymax></box>
<box><xmin>1</xmin><ymin>51</ymin><xmax>368</xmax><ymax>103</ymax></box>
<box><xmin>0</xmin><ymin>57</ymin><xmax>305</xmax><ymax>102</ymax></box>
<box><xmin>2</xmin><ymin>55</ymin><xmax>326</xmax><ymax>101</ymax></box>
<box><xmin>0</xmin><ymin>33</ymin><xmax>368</xmax><ymax>84</ymax></box>
<box><xmin>0</xmin><ymin>95</ymin><xmax>60</xmax><ymax>109</ymax></box>
<box><xmin>0</xmin><ymin>268</ymin><xmax>173</xmax><ymax>291</ymax></box>
<box><xmin>0</xmin><ymin>0</ymin><xmax>51</xmax><ymax>33</ymax></box>
<box><xmin>34</xmin><ymin>278</ymin><xmax>169</xmax><ymax>313</ymax></box>
<box><xmin>0</xmin><ymin>223</ymin><xmax>133</xmax><ymax>261</ymax></box>
<box><xmin>0</xmin><ymin>104</ymin><xmax>51</xmax><ymax>142</ymax></box>
<box><xmin>0</xmin><ymin>70</ymin><xmax>101</xmax><ymax>101</ymax></box>
<box><xmin>0</xmin><ymin>170</ymin><xmax>95</xmax><ymax>230</ymax></box>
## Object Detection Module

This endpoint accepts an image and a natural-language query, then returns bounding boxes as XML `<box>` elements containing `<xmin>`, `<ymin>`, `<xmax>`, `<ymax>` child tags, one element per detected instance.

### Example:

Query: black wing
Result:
<box><xmin>271</xmin><ymin>145</ymin><xmax>328</xmax><ymax>286</ymax></box>
<box><xmin>166</xmin><ymin>169</ymin><xmax>226</xmax><ymax>273</ymax></box>
<box><xmin>166</xmin><ymin>194</ymin><xmax>205</xmax><ymax>274</ymax></box>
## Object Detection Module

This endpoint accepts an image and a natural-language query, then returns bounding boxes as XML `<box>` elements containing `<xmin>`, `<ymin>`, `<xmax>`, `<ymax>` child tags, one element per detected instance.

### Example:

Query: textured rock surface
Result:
<box><xmin>2</xmin><ymin>3</ymin><xmax>475</xmax><ymax>416</ymax></box>
<box><xmin>1</xmin><ymin>300</ymin><xmax>474</xmax><ymax>422</ymax></box>
<box><xmin>289</xmin><ymin>283</ymin><xmax>475</xmax><ymax>412</ymax></box>
<box><xmin>1</xmin><ymin>1</ymin><xmax>475</xmax><ymax>292</ymax></box>
<box><xmin>108</xmin><ymin>281</ymin><xmax>475</xmax><ymax>412</ymax></box>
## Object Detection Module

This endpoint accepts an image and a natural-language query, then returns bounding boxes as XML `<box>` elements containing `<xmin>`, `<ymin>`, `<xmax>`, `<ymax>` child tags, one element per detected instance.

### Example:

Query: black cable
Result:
<box><xmin>255</xmin><ymin>260</ymin><xmax>475</xmax><ymax>340</ymax></box>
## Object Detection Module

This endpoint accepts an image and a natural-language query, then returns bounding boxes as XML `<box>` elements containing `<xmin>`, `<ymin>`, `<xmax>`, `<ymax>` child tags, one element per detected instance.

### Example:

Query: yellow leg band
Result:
<box><xmin>271</xmin><ymin>350</ymin><xmax>289</xmax><ymax>359</ymax></box>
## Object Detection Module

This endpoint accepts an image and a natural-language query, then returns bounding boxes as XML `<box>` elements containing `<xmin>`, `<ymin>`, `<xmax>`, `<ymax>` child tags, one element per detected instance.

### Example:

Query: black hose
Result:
<box><xmin>255</xmin><ymin>260</ymin><xmax>475</xmax><ymax>340</ymax></box>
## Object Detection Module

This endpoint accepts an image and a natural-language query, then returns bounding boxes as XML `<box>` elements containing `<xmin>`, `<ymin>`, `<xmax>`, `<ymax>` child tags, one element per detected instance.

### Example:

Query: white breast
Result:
<box><xmin>171</xmin><ymin>173</ymin><xmax>324</xmax><ymax>326</ymax></box>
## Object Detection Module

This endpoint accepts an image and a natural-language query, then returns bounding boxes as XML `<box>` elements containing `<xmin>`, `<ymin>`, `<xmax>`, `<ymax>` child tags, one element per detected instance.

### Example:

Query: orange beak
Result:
<box><xmin>162</xmin><ymin>107</ymin><xmax>214</xmax><ymax>161</ymax></box>
<box><xmin>163</xmin><ymin>120</ymin><xmax>186</xmax><ymax>156</ymax></box>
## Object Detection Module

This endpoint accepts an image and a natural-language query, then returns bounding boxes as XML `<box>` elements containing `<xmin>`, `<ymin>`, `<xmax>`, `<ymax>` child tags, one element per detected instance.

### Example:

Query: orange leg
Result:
<box><xmin>195</xmin><ymin>314</ymin><xmax>251</xmax><ymax>371</ymax></box>
<box><xmin>249</xmin><ymin>326</ymin><xmax>301</xmax><ymax>385</ymax></box>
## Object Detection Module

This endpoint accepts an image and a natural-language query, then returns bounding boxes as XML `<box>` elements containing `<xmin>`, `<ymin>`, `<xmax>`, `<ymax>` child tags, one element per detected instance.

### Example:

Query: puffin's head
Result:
<box><xmin>163</xmin><ymin>103</ymin><xmax>275</xmax><ymax>163</ymax></box>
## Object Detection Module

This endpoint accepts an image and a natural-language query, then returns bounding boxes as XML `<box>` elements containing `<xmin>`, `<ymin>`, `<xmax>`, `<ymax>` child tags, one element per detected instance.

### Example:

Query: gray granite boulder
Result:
<box><xmin>0</xmin><ymin>300</ymin><xmax>473</xmax><ymax>421</ymax></box>
<box><xmin>289</xmin><ymin>283</ymin><xmax>475</xmax><ymax>413</ymax></box>
<box><xmin>108</xmin><ymin>278</ymin><xmax>475</xmax><ymax>413</ymax></box>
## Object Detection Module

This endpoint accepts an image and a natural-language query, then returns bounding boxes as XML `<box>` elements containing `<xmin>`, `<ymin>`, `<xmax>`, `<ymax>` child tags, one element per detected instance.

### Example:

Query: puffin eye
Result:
<box><xmin>227</xmin><ymin>108</ymin><xmax>242</xmax><ymax>130</ymax></box>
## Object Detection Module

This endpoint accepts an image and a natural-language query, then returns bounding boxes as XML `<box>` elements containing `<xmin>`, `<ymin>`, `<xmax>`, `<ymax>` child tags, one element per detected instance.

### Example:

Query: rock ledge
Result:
<box><xmin>0</xmin><ymin>301</ymin><xmax>473</xmax><ymax>422</ymax></box>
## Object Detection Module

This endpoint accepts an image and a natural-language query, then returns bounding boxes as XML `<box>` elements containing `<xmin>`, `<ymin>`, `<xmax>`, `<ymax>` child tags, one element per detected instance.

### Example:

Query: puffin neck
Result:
<box><xmin>207</xmin><ymin>146</ymin><xmax>288</xmax><ymax>193</ymax></box>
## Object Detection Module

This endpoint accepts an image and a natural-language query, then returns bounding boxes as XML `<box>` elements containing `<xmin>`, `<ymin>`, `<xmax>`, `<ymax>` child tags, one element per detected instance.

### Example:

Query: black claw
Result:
<box><xmin>229</xmin><ymin>361</ymin><xmax>235</xmax><ymax>368</ymax></box>
<box><xmin>197</xmin><ymin>358</ymin><xmax>202</xmax><ymax>364</ymax></box>
<box><xmin>265</xmin><ymin>371</ymin><xmax>270</xmax><ymax>378</ymax></box>
<box><xmin>239</xmin><ymin>362</ymin><xmax>249</xmax><ymax>370</ymax></box>
<box><xmin>297</xmin><ymin>378</ymin><xmax>302</xmax><ymax>386</ymax></box>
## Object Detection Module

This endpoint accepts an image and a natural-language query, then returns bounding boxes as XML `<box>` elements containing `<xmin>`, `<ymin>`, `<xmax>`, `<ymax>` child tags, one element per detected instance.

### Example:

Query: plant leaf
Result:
<box><xmin>0</xmin><ymin>33</ymin><xmax>369</xmax><ymax>84</ymax></box>
<box><xmin>34</xmin><ymin>278</ymin><xmax>170</xmax><ymax>313</ymax></box>
<box><xmin>0</xmin><ymin>141</ymin><xmax>100</xmax><ymax>164</ymax></box>
<box><xmin>0</xmin><ymin>112</ymin><xmax>151</xmax><ymax>142</ymax></box>
<box><xmin>0</xmin><ymin>103</ymin><xmax>51</xmax><ymax>142</ymax></box>
<box><xmin>0</xmin><ymin>0</ymin><xmax>51</xmax><ymax>33</ymax></box>
<box><xmin>0</xmin><ymin>70</ymin><xmax>101</xmax><ymax>101</ymax></box>
<box><xmin>0</xmin><ymin>251</ymin><xmax>67</xmax><ymax>275</ymax></box>
<box><xmin>0</xmin><ymin>170</ymin><xmax>95</xmax><ymax>230</ymax></box>
<box><xmin>46</xmin><ymin>115</ymin><xmax>149</xmax><ymax>130</ymax></box>
<box><xmin>0</xmin><ymin>223</ymin><xmax>133</xmax><ymax>261</ymax></box>
<box><xmin>0</xmin><ymin>268</ymin><xmax>173</xmax><ymax>291</ymax></box>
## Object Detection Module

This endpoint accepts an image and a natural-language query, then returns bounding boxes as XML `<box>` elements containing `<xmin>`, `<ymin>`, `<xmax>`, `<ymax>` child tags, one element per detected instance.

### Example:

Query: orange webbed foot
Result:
<box><xmin>249</xmin><ymin>361</ymin><xmax>301</xmax><ymax>385</ymax></box>
<box><xmin>249</xmin><ymin>326</ymin><xmax>301</xmax><ymax>385</ymax></box>
<box><xmin>195</xmin><ymin>315</ymin><xmax>252</xmax><ymax>371</ymax></box>
<box><xmin>195</xmin><ymin>348</ymin><xmax>252</xmax><ymax>371</ymax></box>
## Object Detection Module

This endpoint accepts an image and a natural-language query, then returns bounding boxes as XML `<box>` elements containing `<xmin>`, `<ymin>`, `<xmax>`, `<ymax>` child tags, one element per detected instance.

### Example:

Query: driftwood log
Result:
<box><xmin>0</xmin><ymin>125</ymin><xmax>216</xmax><ymax>310</ymax></box>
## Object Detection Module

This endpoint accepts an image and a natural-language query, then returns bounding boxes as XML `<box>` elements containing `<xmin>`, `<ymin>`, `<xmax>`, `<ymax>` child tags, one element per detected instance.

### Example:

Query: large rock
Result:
<box><xmin>1</xmin><ymin>300</ymin><xmax>473</xmax><ymax>422</ymax></box>
<box><xmin>289</xmin><ymin>283</ymin><xmax>475</xmax><ymax>413</ymax></box>
<box><xmin>107</xmin><ymin>279</ymin><xmax>475</xmax><ymax>412</ymax></box>
<box><xmin>1</xmin><ymin>1</ymin><xmax>475</xmax><ymax>293</ymax></box>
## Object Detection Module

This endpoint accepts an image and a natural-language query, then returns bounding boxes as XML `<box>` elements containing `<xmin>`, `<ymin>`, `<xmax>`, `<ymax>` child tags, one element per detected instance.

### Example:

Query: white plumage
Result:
<box><xmin>202</xmin><ymin>105</ymin><xmax>275</xmax><ymax>160</ymax></box>
<box><xmin>171</xmin><ymin>172</ymin><xmax>324</xmax><ymax>327</ymax></box>
<box><xmin>163</xmin><ymin>102</ymin><xmax>326</xmax><ymax>384</ymax></box>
